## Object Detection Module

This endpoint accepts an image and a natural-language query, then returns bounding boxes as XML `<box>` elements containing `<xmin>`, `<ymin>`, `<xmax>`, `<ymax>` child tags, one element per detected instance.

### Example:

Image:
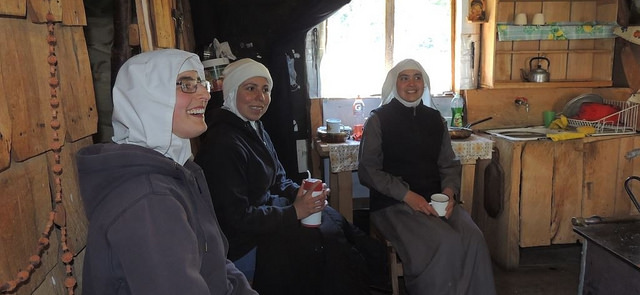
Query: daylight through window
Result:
<box><xmin>316</xmin><ymin>0</ymin><xmax>453</xmax><ymax>98</ymax></box>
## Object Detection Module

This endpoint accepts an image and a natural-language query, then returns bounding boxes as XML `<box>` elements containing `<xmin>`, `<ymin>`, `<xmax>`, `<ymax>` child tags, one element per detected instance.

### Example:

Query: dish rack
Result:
<box><xmin>567</xmin><ymin>99</ymin><xmax>639</xmax><ymax>135</ymax></box>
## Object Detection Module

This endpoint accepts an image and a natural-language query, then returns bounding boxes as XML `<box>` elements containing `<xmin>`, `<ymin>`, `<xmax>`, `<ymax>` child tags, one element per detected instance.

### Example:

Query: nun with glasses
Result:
<box><xmin>76</xmin><ymin>49</ymin><xmax>257</xmax><ymax>295</ymax></box>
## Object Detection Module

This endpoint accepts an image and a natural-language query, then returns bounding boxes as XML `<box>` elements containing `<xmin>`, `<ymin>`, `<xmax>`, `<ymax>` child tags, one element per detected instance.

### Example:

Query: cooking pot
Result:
<box><xmin>524</xmin><ymin>57</ymin><xmax>550</xmax><ymax>82</ymax></box>
<box><xmin>449</xmin><ymin>117</ymin><xmax>493</xmax><ymax>139</ymax></box>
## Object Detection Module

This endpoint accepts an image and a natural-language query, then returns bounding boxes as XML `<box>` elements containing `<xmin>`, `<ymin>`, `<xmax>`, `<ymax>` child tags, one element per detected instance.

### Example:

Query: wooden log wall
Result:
<box><xmin>0</xmin><ymin>0</ymin><xmax>95</xmax><ymax>294</ymax></box>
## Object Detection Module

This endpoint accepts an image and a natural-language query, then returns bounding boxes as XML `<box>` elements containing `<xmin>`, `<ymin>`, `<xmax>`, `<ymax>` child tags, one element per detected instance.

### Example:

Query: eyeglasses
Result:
<box><xmin>176</xmin><ymin>79</ymin><xmax>212</xmax><ymax>93</ymax></box>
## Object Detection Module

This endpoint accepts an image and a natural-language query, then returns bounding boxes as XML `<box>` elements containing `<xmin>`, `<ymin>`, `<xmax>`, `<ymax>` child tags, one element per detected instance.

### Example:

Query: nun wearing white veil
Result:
<box><xmin>358</xmin><ymin>59</ymin><xmax>496</xmax><ymax>295</ymax></box>
<box><xmin>195</xmin><ymin>58</ymin><xmax>373</xmax><ymax>295</ymax></box>
<box><xmin>76</xmin><ymin>49</ymin><xmax>257</xmax><ymax>295</ymax></box>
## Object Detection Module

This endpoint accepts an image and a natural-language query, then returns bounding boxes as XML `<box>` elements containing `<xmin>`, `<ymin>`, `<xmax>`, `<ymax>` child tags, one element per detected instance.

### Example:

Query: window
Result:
<box><xmin>314</xmin><ymin>0</ymin><xmax>453</xmax><ymax>98</ymax></box>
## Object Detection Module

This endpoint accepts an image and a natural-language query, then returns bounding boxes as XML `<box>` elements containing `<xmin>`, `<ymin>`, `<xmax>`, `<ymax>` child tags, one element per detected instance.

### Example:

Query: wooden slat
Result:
<box><xmin>134</xmin><ymin>0</ymin><xmax>153</xmax><ymax>51</ymax></box>
<box><xmin>551</xmin><ymin>140</ymin><xmax>582</xmax><ymax>244</ymax></box>
<box><xmin>310</xmin><ymin>99</ymin><xmax>323</xmax><ymax>179</ymax></box>
<box><xmin>540</xmin><ymin>2</ymin><xmax>570</xmax><ymax>81</ymax></box>
<box><xmin>178</xmin><ymin>0</ymin><xmax>195</xmax><ymax>51</ymax></box>
<box><xmin>0</xmin><ymin>54</ymin><xmax>11</xmax><ymax>172</ymax></box>
<box><xmin>0</xmin><ymin>0</ymin><xmax>26</xmax><ymax>17</ymax></box>
<box><xmin>27</xmin><ymin>0</ymin><xmax>62</xmax><ymax>23</ymax></box>
<box><xmin>621</xmin><ymin>44</ymin><xmax>640</xmax><ymax>93</ymax></box>
<box><xmin>61</xmin><ymin>0</ymin><xmax>87</xmax><ymax>26</ymax></box>
<box><xmin>615</xmin><ymin>137</ymin><xmax>637</xmax><ymax>215</ymax></box>
<box><xmin>499</xmin><ymin>139</ymin><xmax>522</xmax><ymax>269</ymax></box>
<box><xmin>0</xmin><ymin>155</ymin><xmax>58</xmax><ymax>294</ymax></box>
<box><xmin>128</xmin><ymin>24</ymin><xmax>141</xmax><ymax>46</ymax></box>
<box><xmin>56</xmin><ymin>25</ymin><xmax>98</xmax><ymax>141</ymax></box>
<box><xmin>0</xmin><ymin>19</ymin><xmax>55</xmax><ymax>161</ymax></box>
<box><xmin>583</xmin><ymin>138</ymin><xmax>620</xmax><ymax>217</ymax></box>
<box><xmin>520</xmin><ymin>140</ymin><xmax>553</xmax><ymax>247</ymax></box>
<box><xmin>46</xmin><ymin>136</ymin><xmax>92</xmax><ymax>253</ymax></box>
<box><xmin>150</xmin><ymin>0</ymin><xmax>175</xmax><ymax>48</ymax></box>
<box><xmin>478</xmin><ymin>139</ymin><xmax>523</xmax><ymax>269</ymax></box>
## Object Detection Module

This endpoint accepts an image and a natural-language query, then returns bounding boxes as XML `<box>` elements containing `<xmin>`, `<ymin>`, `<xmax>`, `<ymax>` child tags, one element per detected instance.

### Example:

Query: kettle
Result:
<box><xmin>526</xmin><ymin>57</ymin><xmax>550</xmax><ymax>82</ymax></box>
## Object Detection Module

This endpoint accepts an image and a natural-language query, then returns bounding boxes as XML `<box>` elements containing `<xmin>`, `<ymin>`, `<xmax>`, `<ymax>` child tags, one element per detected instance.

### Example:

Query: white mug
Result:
<box><xmin>531</xmin><ymin>13</ymin><xmax>545</xmax><ymax>25</ymax></box>
<box><xmin>514</xmin><ymin>13</ymin><xmax>527</xmax><ymax>25</ymax></box>
<box><xmin>325</xmin><ymin>118</ymin><xmax>342</xmax><ymax>134</ymax></box>
<box><xmin>430</xmin><ymin>193</ymin><xmax>450</xmax><ymax>217</ymax></box>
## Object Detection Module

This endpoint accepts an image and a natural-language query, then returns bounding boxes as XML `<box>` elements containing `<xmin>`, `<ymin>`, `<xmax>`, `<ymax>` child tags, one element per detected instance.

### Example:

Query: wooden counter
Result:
<box><xmin>474</xmin><ymin>133</ymin><xmax>640</xmax><ymax>269</ymax></box>
<box><xmin>314</xmin><ymin>134</ymin><xmax>494</xmax><ymax>222</ymax></box>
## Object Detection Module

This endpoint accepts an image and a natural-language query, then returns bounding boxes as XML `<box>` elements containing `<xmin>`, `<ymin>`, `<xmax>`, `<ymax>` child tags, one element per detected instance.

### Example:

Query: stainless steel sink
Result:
<box><xmin>484</xmin><ymin>126</ymin><xmax>562</xmax><ymax>141</ymax></box>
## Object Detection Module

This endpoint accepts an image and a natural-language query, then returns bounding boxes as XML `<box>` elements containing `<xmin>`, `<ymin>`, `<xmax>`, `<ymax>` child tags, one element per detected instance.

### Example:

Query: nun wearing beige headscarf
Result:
<box><xmin>195</xmin><ymin>58</ymin><xmax>372</xmax><ymax>295</ymax></box>
<box><xmin>358</xmin><ymin>59</ymin><xmax>496</xmax><ymax>295</ymax></box>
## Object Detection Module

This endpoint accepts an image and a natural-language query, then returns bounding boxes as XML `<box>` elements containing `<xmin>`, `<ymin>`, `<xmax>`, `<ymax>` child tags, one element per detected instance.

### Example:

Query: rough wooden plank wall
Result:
<box><xmin>0</xmin><ymin>0</ymin><xmax>93</xmax><ymax>294</ymax></box>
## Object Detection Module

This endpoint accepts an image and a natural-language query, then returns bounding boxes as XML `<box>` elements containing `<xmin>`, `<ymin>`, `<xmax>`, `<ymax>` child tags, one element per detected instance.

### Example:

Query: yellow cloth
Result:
<box><xmin>546</xmin><ymin>132</ymin><xmax>586</xmax><ymax>141</ymax></box>
<box><xmin>549</xmin><ymin>115</ymin><xmax>569</xmax><ymax>130</ymax></box>
<box><xmin>576</xmin><ymin>126</ymin><xmax>596</xmax><ymax>135</ymax></box>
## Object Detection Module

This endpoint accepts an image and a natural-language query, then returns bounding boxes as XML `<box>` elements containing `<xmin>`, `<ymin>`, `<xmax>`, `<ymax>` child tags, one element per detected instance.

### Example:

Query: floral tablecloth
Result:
<box><xmin>322</xmin><ymin>134</ymin><xmax>494</xmax><ymax>173</ymax></box>
<box><xmin>497</xmin><ymin>22</ymin><xmax>618</xmax><ymax>41</ymax></box>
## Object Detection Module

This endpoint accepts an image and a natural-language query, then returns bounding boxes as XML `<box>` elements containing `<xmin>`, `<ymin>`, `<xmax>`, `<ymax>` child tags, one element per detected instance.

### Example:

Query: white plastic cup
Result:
<box><xmin>326</xmin><ymin>119</ymin><xmax>342</xmax><ymax>134</ymax></box>
<box><xmin>531</xmin><ymin>13</ymin><xmax>545</xmax><ymax>25</ymax></box>
<box><xmin>301</xmin><ymin>179</ymin><xmax>323</xmax><ymax>227</ymax></box>
<box><xmin>430</xmin><ymin>193</ymin><xmax>450</xmax><ymax>217</ymax></box>
<box><xmin>514</xmin><ymin>13</ymin><xmax>527</xmax><ymax>25</ymax></box>
<box><xmin>202</xmin><ymin>58</ymin><xmax>229</xmax><ymax>92</ymax></box>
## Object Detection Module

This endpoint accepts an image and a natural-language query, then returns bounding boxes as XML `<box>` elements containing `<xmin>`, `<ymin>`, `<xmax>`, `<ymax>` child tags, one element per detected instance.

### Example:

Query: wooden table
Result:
<box><xmin>314</xmin><ymin>134</ymin><xmax>494</xmax><ymax>222</ymax></box>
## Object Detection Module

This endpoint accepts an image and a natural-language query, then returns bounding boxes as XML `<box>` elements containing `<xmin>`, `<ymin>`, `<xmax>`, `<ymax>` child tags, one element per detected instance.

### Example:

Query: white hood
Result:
<box><xmin>221</xmin><ymin>58</ymin><xmax>273</xmax><ymax>128</ymax></box>
<box><xmin>380</xmin><ymin>58</ymin><xmax>433</xmax><ymax>108</ymax></box>
<box><xmin>111</xmin><ymin>49</ymin><xmax>205</xmax><ymax>165</ymax></box>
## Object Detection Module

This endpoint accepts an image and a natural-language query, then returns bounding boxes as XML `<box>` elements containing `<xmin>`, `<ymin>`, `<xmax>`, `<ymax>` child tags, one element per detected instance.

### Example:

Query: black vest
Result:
<box><xmin>369</xmin><ymin>99</ymin><xmax>444</xmax><ymax>211</ymax></box>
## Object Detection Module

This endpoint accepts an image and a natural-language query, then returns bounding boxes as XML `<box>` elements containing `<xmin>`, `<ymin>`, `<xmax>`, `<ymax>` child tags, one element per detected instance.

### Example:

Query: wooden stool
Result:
<box><xmin>370</xmin><ymin>224</ymin><xmax>404</xmax><ymax>295</ymax></box>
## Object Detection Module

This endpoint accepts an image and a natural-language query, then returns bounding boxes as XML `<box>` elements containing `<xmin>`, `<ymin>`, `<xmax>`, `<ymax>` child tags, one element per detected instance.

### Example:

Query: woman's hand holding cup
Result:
<box><xmin>294</xmin><ymin>179</ymin><xmax>328</xmax><ymax>227</ymax></box>
<box><xmin>404</xmin><ymin>191</ymin><xmax>439</xmax><ymax>216</ymax></box>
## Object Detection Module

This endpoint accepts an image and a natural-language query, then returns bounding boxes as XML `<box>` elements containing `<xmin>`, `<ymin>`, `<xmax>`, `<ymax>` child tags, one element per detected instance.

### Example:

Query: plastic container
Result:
<box><xmin>352</xmin><ymin>95</ymin><xmax>366</xmax><ymax>140</ymax></box>
<box><xmin>450</xmin><ymin>93</ymin><xmax>464</xmax><ymax>127</ymax></box>
<box><xmin>352</xmin><ymin>95</ymin><xmax>366</xmax><ymax>124</ymax></box>
<box><xmin>203</xmin><ymin>58</ymin><xmax>229</xmax><ymax>92</ymax></box>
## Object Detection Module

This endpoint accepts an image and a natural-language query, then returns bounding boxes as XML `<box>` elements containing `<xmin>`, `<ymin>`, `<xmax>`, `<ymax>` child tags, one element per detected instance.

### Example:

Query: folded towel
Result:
<box><xmin>549</xmin><ymin>115</ymin><xmax>569</xmax><ymax>130</ymax></box>
<box><xmin>576</xmin><ymin>126</ymin><xmax>596</xmax><ymax>135</ymax></box>
<box><xmin>546</xmin><ymin>132</ymin><xmax>586</xmax><ymax>141</ymax></box>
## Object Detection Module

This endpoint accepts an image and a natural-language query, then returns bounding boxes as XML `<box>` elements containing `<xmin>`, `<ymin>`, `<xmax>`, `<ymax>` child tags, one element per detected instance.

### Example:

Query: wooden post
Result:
<box><xmin>112</xmin><ymin>0</ymin><xmax>132</xmax><ymax>88</ymax></box>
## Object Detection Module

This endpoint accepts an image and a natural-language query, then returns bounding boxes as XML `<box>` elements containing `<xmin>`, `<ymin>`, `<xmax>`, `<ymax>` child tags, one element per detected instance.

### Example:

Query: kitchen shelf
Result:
<box><xmin>496</xmin><ymin>49</ymin><xmax>612</xmax><ymax>54</ymax></box>
<box><xmin>497</xmin><ymin>23</ymin><xmax>618</xmax><ymax>41</ymax></box>
<box><xmin>479</xmin><ymin>0</ymin><xmax>617</xmax><ymax>88</ymax></box>
<box><xmin>489</xmin><ymin>80</ymin><xmax>613</xmax><ymax>89</ymax></box>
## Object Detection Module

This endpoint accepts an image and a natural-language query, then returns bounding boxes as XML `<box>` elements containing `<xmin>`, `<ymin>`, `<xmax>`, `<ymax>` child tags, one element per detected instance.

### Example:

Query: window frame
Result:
<box><xmin>309</xmin><ymin>0</ymin><xmax>459</xmax><ymax>98</ymax></box>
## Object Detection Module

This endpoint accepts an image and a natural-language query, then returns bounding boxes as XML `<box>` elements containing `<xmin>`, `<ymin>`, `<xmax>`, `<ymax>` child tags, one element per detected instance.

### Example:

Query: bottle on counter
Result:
<box><xmin>450</xmin><ymin>93</ymin><xmax>464</xmax><ymax>127</ymax></box>
<box><xmin>352</xmin><ymin>95</ymin><xmax>366</xmax><ymax>140</ymax></box>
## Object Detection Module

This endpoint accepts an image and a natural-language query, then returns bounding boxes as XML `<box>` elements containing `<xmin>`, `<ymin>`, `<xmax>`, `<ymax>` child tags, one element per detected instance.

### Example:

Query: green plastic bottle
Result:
<box><xmin>450</xmin><ymin>93</ymin><xmax>464</xmax><ymax>127</ymax></box>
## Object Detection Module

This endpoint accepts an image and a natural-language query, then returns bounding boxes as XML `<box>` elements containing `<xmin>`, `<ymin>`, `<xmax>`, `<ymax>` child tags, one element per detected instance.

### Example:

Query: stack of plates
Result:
<box><xmin>562</xmin><ymin>93</ymin><xmax>604</xmax><ymax>118</ymax></box>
